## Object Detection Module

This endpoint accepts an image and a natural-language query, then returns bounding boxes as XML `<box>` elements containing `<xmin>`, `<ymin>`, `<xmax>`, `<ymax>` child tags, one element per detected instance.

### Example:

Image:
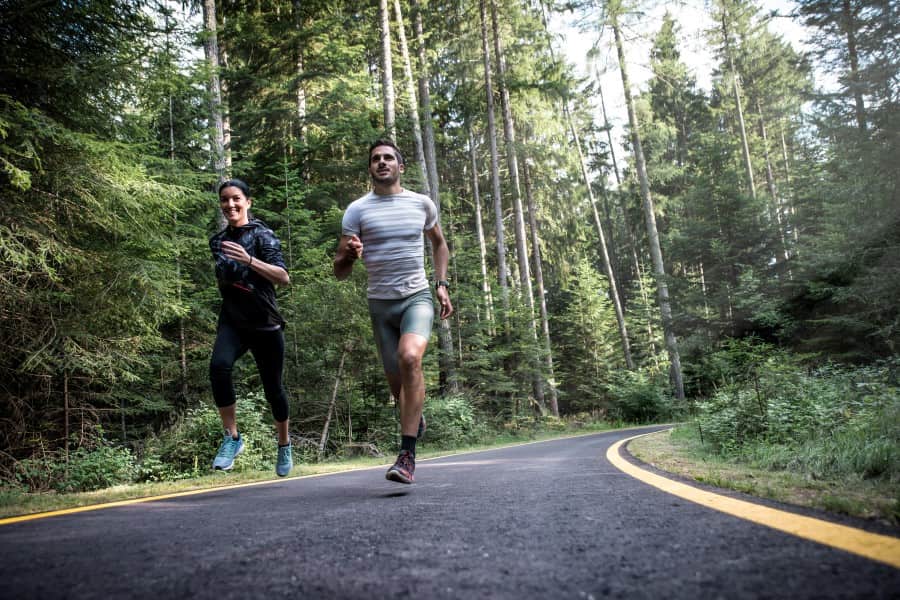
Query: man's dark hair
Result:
<box><xmin>368</xmin><ymin>139</ymin><xmax>405</xmax><ymax>166</ymax></box>
<box><xmin>218</xmin><ymin>178</ymin><xmax>251</xmax><ymax>197</ymax></box>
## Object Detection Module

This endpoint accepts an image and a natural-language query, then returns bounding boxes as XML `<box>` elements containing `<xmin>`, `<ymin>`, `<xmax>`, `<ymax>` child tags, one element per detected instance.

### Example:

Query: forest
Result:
<box><xmin>0</xmin><ymin>0</ymin><xmax>897</xmax><ymax>495</ymax></box>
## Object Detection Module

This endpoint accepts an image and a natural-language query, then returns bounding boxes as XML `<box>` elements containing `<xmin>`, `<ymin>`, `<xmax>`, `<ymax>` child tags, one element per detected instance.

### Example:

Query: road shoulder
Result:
<box><xmin>628</xmin><ymin>427</ymin><xmax>898</xmax><ymax>529</ymax></box>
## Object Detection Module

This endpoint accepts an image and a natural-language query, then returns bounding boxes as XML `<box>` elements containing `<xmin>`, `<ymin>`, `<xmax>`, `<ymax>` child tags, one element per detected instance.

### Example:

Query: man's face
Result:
<box><xmin>369</xmin><ymin>145</ymin><xmax>404</xmax><ymax>185</ymax></box>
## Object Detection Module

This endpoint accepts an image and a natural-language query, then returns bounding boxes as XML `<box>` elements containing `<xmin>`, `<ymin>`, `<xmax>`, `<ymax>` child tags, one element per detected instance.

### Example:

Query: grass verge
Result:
<box><xmin>628</xmin><ymin>426</ymin><xmax>900</xmax><ymax>528</ymax></box>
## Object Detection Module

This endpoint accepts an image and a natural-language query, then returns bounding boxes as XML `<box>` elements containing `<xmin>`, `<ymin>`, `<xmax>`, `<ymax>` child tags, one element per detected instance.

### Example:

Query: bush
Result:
<box><xmin>421</xmin><ymin>394</ymin><xmax>489</xmax><ymax>448</ymax></box>
<box><xmin>137</xmin><ymin>392</ymin><xmax>278</xmax><ymax>481</ymax></box>
<box><xmin>605</xmin><ymin>370</ymin><xmax>671</xmax><ymax>423</ymax></box>
<box><xmin>14</xmin><ymin>439</ymin><xmax>136</xmax><ymax>493</ymax></box>
<box><xmin>58</xmin><ymin>445</ymin><xmax>137</xmax><ymax>493</ymax></box>
<box><xmin>694</xmin><ymin>357</ymin><xmax>900</xmax><ymax>482</ymax></box>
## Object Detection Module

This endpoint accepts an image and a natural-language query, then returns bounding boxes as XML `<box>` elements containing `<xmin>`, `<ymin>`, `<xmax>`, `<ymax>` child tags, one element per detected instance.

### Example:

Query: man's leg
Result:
<box><xmin>396</xmin><ymin>333</ymin><xmax>429</xmax><ymax>437</ymax></box>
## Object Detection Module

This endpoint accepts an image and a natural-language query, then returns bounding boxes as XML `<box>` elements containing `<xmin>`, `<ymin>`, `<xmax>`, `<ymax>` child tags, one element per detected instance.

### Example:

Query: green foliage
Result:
<box><xmin>605</xmin><ymin>370</ymin><xmax>671</xmax><ymax>423</ymax></box>
<box><xmin>1</xmin><ymin>0</ymin><xmax>897</xmax><ymax>498</ymax></box>
<box><xmin>14</xmin><ymin>434</ymin><xmax>136</xmax><ymax>494</ymax></box>
<box><xmin>694</xmin><ymin>356</ymin><xmax>900</xmax><ymax>482</ymax></box>
<box><xmin>138</xmin><ymin>394</ymin><xmax>276</xmax><ymax>481</ymax></box>
<box><xmin>554</xmin><ymin>258</ymin><xmax>622</xmax><ymax>412</ymax></box>
<box><xmin>420</xmin><ymin>394</ymin><xmax>489</xmax><ymax>448</ymax></box>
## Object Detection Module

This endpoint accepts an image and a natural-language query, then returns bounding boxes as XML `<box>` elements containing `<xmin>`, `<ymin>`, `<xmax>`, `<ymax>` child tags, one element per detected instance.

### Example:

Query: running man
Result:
<box><xmin>333</xmin><ymin>139</ymin><xmax>453</xmax><ymax>484</ymax></box>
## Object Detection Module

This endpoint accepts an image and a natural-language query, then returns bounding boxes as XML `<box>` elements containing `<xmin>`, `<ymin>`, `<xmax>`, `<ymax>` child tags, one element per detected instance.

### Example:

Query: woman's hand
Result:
<box><xmin>221</xmin><ymin>240</ymin><xmax>252</xmax><ymax>266</ymax></box>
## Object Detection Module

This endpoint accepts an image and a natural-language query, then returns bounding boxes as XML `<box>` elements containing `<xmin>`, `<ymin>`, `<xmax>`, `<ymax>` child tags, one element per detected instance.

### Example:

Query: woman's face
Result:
<box><xmin>219</xmin><ymin>186</ymin><xmax>251</xmax><ymax>227</ymax></box>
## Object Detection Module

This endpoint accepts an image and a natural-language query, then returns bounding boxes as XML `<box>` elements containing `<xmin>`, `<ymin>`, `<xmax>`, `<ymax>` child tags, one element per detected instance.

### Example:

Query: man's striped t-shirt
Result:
<box><xmin>341</xmin><ymin>189</ymin><xmax>438</xmax><ymax>299</ymax></box>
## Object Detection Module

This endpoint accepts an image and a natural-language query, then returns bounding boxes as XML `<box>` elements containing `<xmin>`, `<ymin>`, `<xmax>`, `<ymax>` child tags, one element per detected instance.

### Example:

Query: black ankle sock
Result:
<box><xmin>278</xmin><ymin>443</ymin><xmax>290</xmax><ymax>448</ymax></box>
<box><xmin>401</xmin><ymin>435</ymin><xmax>417</xmax><ymax>456</ymax></box>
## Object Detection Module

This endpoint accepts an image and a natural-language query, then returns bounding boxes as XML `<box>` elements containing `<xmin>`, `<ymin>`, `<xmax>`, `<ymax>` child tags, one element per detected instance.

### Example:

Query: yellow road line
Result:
<box><xmin>607</xmin><ymin>432</ymin><xmax>900</xmax><ymax>569</ymax></box>
<box><xmin>0</xmin><ymin>468</ymin><xmax>367</xmax><ymax>527</ymax></box>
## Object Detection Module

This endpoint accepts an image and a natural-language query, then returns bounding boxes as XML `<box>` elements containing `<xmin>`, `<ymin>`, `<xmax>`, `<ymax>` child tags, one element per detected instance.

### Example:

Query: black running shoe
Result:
<box><xmin>417</xmin><ymin>414</ymin><xmax>426</xmax><ymax>440</ymax></box>
<box><xmin>386</xmin><ymin>449</ymin><xmax>415</xmax><ymax>484</ymax></box>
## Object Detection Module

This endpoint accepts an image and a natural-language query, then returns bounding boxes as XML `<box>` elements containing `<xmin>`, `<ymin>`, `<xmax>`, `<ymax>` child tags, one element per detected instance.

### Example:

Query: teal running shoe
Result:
<box><xmin>212</xmin><ymin>431</ymin><xmax>244</xmax><ymax>470</ymax></box>
<box><xmin>276</xmin><ymin>444</ymin><xmax>293</xmax><ymax>477</ymax></box>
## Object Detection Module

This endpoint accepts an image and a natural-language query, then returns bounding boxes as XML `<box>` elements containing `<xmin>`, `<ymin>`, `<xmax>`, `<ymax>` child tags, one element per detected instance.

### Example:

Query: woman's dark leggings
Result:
<box><xmin>210</xmin><ymin>320</ymin><xmax>289</xmax><ymax>422</ymax></box>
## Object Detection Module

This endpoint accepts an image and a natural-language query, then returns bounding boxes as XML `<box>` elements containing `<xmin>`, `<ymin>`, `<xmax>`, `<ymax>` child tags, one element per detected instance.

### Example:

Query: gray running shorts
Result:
<box><xmin>367</xmin><ymin>288</ymin><xmax>435</xmax><ymax>375</ymax></box>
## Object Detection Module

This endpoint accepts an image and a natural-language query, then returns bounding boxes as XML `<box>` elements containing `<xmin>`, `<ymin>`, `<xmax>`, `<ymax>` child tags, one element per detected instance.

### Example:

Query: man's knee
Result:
<box><xmin>397</xmin><ymin>347</ymin><xmax>423</xmax><ymax>373</ymax></box>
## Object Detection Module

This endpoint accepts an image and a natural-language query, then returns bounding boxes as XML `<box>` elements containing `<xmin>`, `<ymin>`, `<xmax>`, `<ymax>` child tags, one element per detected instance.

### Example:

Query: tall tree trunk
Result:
<box><xmin>779</xmin><ymin>122</ymin><xmax>800</xmax><ymax>249</ymax></box>
<box><xmin>292</xmin><ymin>0</ymin><xmax>308</xmax><ymax>170</ymax></box>
<box><xmin>522</xmin><ymin>157</ymin><xmax>559</xmax><ymax>415</ymax></box>
<box><xmin>611</xmin><ymin>8</ymin><xmax>685</xmax><ymax>400</ymax></box>
<box><xmin>411</xmin><ymin>0</ymin><xmax>457</xmax><ymax>394</ymax></box>
<box><xmin>597</xmin><ymin>75</ymin><xmax>622</xmax><ymax>187</ymax></box>
<box><xmin>393</xmin><ymin>0</ymin><xmax>428</xmax><ymax>186</ymax></box>
<box><xmin>319</xmin><ymin>343</ymin><xmax>350</xmax><ymax>457</ymax></box>
<box><xmin>202</xmin><ymin>0</ymin><xmax>227</xmax><ymax>217</ymax></box>
<box><xmin>64</xmin><ymin>371</ymin><xmax>70</xmax><ymax>473</ymax></box>
<box><xmin>757</xmin><ymin>101</ymin><xmax>791</xmax><ymax>270</ymax></box>
<box><xmin>467</xmin><ymin>126</ymin><xmax>495</xmax><ymax>332</ymax></box>
<box><xmin>379</xmin><ymin>0</ymin><xmax>395</xmax><ymax>136</ymax></box>
<box><xmin>566</xmin><ymin>103</ymin><xmax>634</xmax><ymax>370</ymax></box>
<box><xmin>842</xmin><ymin>0</ymin><xmax>867</xmax><ymax>131</ymax></box>
<box><xmin>412</xmin><ymin>0</ymin><xmax>439</xmax><ymax>203</ymax></box>
<box><xmin>165</xmin><ymin>11</ymin><xmax>188</xmax><ymax>403</ymax></box>
<box><xmin>218</xmin><ymin>23</ymin><xmax>232</xmax><ymax>177</ymax></box>
<box><xmin>489</xmin><ymin>0</ymin><xmax>543</xmax><ymax>408</ymax></box>
<box><xmin>479</xmin><ymin>0</ymin><xmax>509</xmax><ymax>305</ymax></box>
<box><xmin>721</xmin><ymin>6</ymin><xmax>756</xmax><ymax>199</ymax></box>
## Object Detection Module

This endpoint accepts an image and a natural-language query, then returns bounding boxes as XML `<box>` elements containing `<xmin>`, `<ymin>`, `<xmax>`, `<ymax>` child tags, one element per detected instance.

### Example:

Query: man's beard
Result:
<box><xmin>372</xmin><ymin>172</ymin><xmax>399</xmax><ymax>185</ymax></box>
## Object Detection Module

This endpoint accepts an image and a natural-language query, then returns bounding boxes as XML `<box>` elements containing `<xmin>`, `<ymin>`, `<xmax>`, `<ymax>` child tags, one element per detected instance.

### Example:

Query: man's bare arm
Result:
<box><xmin>334</xmin><ymin>234</ymin><xmax>363</xmax><ymax>280</ymax></box>
<box><xmin>425</xmin><ymin>225</ymin><xmax>453</xmax><ymax>319</ymax></box>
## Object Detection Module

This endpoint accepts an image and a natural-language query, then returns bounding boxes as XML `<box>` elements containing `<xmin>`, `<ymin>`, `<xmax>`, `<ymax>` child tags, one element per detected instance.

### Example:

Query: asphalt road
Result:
<box><xmin>2</xmin><ymin>425</ymin><xmax>898</xmax><ymax>599</ymax></box>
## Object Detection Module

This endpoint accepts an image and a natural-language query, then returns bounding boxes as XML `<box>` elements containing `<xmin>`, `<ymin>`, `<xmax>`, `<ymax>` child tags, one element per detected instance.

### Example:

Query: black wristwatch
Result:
<box><xmin>435</xmin><ymin>280</ymin><xmax>450</xmax><ymax>289</ymax></box>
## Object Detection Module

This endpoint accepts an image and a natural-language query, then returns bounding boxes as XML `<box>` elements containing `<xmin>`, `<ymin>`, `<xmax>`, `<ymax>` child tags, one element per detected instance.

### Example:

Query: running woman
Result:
<box><xmin>333</xmin><ymin>140</ymin><xmax>453</xmax><ymax>484</ymax></box>
<box><xmin>209</xmin><ymin>179</ymin><xmax>294</xmax><ymax>476</ymax></box>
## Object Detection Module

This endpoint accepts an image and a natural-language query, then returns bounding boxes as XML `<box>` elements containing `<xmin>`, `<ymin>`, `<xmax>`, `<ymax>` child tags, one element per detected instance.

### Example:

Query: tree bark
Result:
<box><xmin>292</xmin><ymin>0</ymin><xmax>308</xmax><ymax>157</ymax></box>
<box><xmin>411</xmin><ymin>0</ymin><xmax>457</xmax><ymax>394</ymax></box>
<box><xmin>597</xmin><ymin>76</ymin><xmax>622</xmax><ymax>187</ymax></box>
<box><xmin>319</xmin><ymin>343</ymin><xmax>350</xmax><ymax>457</ymax></box>
<box><xmin>479</xmin><ymin>0</ymin><xmax>509</xmax><ymax>305</ymax></box>
<box><xmin>842</xmin><ymin>0</ymin><xmax>867</xmax><ymax>131</ymax></box>
<box><xmin>720</xmin><ymin>6</ymin><xmax>756</xmax><ymax>199</ymax></box>
<box><xmin>394</xmin><ymin>0</ymin><xmax>428</xmax><ymax>187</ymax></box>
<box><xmin>379</xmin><ymin>0</ymin><xmax>395</xmax><ymax>137</ymax></box>
<box><xmin>522</xmin><ymin>157</ymin><xmax>559</xmax><ymax>415</ymax></box>
<box><xmin>565</xmin><ymin>102</ymin><xmax>634</xmax><ymax>370</ymax></box>
<box><xmin>412</xmin><ymin>0</ymin><xmax>439</xmax><ymax>204</ymax></box>
<box><xmin>779</xmin><ymin>122</ymin><xmax>799</xmax><ymax>249</ymax></box>
<box><xmin>757</xmin><ymin>101</ymin><xmax>791</xmax><ymax>269</ymax></box>
<box><xmin>611</xmin><ymin>8</ymin><xmax>685</xmax><ymax>399</ymax></box>
<box><xmin>165</xmin><ymin>11</ymin><xmax>188</xmax><ymax>403</ymax></box>
<box><xmin>467</xmin><ymin>126</ymin><xmax>495</xmax><ymax>332</ymax></box>
<box><xmin>489</xmin><ymin>0</ymin><xmax>543</xmax><ymax>408</ymax></box>
<box><xmin>202</xmin><ymin>0</ymin><xmax>228</xmax><ymax>222</ymax></box>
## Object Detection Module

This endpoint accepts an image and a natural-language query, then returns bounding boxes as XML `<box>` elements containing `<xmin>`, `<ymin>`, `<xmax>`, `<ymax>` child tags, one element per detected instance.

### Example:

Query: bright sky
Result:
<box><xmin>550</xmin><ymin>0</ymin><xmax>814</xmax><ymax>182</ymax></box>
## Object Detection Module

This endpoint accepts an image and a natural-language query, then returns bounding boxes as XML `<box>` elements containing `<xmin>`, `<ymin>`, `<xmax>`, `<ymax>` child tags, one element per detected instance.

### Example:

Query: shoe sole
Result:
<box><xmin>276</xmin><ymin>463</ymin><xmax>293</xmax><ymax>477</ymax></box>
<box><xmin>213</xmin><ymin>444</ymin><xmax>245</xmax><ymax>471</ymax></box>
<box><xmin>385</xmin><ymin>468</ymin><xmax>414</xmax><ymax>484</ymax></box>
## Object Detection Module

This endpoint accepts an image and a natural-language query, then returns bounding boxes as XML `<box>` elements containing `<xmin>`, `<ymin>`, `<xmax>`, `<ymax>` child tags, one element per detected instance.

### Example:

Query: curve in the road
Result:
<box><xmin>610</xmin><ymin>430</ymin><xmax>900</xmax><ymax>569</ymax></box>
